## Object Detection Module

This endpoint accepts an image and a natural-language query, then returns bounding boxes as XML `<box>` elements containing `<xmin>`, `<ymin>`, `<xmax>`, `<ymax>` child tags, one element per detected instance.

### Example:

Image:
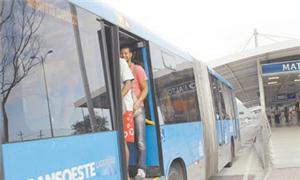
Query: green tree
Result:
<box><xmin>72</xmin><ymin>115</ymin><xmax>109</xmax><ymax>135</ymax></box>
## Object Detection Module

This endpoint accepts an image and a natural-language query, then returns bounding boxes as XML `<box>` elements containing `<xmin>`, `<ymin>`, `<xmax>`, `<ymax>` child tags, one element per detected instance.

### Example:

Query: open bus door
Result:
<box><xmin>97</xmin><ymin>22</ymin><xmax>164</xmax><ymax>178</ymax></box>
<box><xmin>124</xmin><ymin>41</ymin><xmax>165</xmax><ymax>178</ymax></box>
<box><xmin>97</xmin><ymin>20</ymin><xmax>128</xmax><ymax>180</ymax></box>
<box><xmin>117</xmin><ymin>30</ymin><xmax>164</xmax><ymax>178</ymax></box>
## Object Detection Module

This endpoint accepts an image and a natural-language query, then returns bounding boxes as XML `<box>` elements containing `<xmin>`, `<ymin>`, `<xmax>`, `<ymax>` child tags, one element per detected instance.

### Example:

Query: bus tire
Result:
<box><xmin>168</xmin><ymin>160</ymin><xmax>187</xmax><ymax>180</ymax></box>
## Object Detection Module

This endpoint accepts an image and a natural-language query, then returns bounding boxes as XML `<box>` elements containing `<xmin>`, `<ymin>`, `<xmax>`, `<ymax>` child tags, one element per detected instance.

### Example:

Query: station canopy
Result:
<box><xmin>208</xmin><ymin>40</ymin><xmax>300</xmax><ymax>108</ymax></box>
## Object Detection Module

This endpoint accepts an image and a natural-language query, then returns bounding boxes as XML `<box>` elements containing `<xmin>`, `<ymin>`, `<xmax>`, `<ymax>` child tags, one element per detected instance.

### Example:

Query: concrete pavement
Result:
<box><xmin>210</xmin><ymin>122</ymin><xmax>266</xmax><ymax>180</ymax></box>
<box><xmin>269</xmin><ymin>126</ymin><xmax>300</xmax><ymax>168</ymax></box>
<box><xmin>264</xmin><ymin>126</ymin><xmax>300</xmax><ymax>180</ymax></box>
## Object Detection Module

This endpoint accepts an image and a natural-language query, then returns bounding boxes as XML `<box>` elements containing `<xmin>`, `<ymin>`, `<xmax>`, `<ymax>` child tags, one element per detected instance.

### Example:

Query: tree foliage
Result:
<box><xmin>72</xmin><ymin>115</ymin><xmax>109</xmax><ymax>135</ymax></box>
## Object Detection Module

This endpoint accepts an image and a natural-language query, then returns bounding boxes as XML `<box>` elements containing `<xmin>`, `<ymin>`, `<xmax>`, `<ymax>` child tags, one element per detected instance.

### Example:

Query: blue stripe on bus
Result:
<box><xmin>2</xmin><ymin>132</ymin><xmax>121</xmax><ymax>180</ymax></box>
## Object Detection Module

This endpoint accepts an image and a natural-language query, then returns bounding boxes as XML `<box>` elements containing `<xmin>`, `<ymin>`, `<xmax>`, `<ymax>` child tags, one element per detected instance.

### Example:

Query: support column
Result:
<box><xmin>256</xmin><ymin>60</ymin><xmax>272</xmax><ymax>169</ymax></box>
<box><xmin>257</xmin><ymin>60</ymin><xmax>266</xmax><ymax>113</ymax></box>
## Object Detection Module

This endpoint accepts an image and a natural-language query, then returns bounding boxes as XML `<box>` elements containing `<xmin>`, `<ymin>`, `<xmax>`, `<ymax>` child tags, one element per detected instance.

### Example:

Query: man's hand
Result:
<box><xmin>133</xmin><ymin>99</ymin><xmax>141</xmax><ymax>111</ymax></box>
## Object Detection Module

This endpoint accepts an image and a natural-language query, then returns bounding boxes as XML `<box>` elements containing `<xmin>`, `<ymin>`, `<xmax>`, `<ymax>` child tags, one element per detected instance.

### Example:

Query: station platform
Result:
<box><xmin>211</xmin><ymin>124</ymin><xmax>300</xmax><ymax>180</ymax></box>
<box><xmin>265</xmin><ymin>126</ymin><xmax>300</xmax><ymax>180</ymax></box>
<box><xmin>210</xmin><ymin>122</ymin><xmax>265</xmax><ymax>180</ymax></box>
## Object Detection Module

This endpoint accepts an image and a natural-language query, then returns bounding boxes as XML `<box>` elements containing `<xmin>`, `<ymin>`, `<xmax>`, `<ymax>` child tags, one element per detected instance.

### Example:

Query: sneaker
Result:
<box><xmin>134</xmin><ymin>168</ymin><xmax>146</xmax><ymax>180</ymax></box>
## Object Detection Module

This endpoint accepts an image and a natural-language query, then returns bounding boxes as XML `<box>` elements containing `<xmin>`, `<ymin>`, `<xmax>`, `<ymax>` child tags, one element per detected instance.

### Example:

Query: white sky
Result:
<box><xmin>100</xmin><ymin>0</ymin><xmax>300</xmax><ymax>62</ymax></box>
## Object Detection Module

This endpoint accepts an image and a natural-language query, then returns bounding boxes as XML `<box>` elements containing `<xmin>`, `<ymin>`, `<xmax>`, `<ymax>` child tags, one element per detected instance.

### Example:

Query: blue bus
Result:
<box><xmin>0</xmin><ymin>0</ymin><xmax>240</xmax><ymax>179</ymax></box>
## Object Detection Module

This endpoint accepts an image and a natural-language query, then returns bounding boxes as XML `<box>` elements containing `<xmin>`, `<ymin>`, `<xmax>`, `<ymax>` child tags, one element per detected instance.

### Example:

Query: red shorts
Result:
<box><xmin>123</xmin><ymin>111</ymin><xmax>134</xmax><ymax>142</ymax></box>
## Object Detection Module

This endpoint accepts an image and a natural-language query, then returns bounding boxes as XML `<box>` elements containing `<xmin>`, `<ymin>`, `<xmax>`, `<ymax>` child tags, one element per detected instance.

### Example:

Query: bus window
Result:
<box><xmin>74</xmin><ymin>6</ymin><xmax>113</xmax><ymax>132</ymax></box>
<box><xmin>4</xmin><ymin>1</ymin><xmax>113</xmax><ymax>143</ymax></box>
<box><xmin>153</xmin><ymin>62</ymin><xmax>201</xmax><ymax>124</ymax></box>
<box><xmin>210</xmin><ymin>75</ymin><xmax>221</xmax><ymax>120</ymax></box>
<box><xmin>219</xmin><ymin>83</ymin><xmax>228</xmax><ymax>120</ymax></box>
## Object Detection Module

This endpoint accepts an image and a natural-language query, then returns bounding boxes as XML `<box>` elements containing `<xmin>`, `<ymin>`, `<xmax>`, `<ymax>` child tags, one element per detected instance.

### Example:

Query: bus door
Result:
<box><xmin>97</xmin><ymin>21</ymin><xmax>128</xmax><ymax>180</ymax></box>
<box><xmin>210</xmin><ymin>75</ymin><xmax>226</xmax><ymax>146</ymax></box>
<box><xmin>218</xmin><ymin>89</ymin><xmax>227</xmax><ymax>145</ymax></box>
<box><xmin>117</xmin><ymin>32</ymin><xmax>164</xmax><ymax>177</ymax></box>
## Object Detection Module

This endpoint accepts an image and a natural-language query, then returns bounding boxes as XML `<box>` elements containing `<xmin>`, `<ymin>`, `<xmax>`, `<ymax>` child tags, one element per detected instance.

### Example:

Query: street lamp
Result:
<box><xmin>31</xmin><ymin>50</ymin><xmax>54</xmax><ymax>137</ymax></box>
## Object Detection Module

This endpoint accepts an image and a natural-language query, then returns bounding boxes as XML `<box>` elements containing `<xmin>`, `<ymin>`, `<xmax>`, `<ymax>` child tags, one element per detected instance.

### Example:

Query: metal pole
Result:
<box><xmin>41</xmin><ymin>53</ymin><xmax>54</xmax><ymax>137</ymax></box>
<box><xmin>70</xmin><ymin>4</ymin><xmax>97</xmax><ymax>132</ymax></box>
<box><xmin>257</xmin><ymin>60</ymin><xmax>266</xmax><ymax>111</ymax></box>
<box><xmin>254</xmin><ymin>28</ymin><xmax>258</xmax><ymax>48</ymax></box>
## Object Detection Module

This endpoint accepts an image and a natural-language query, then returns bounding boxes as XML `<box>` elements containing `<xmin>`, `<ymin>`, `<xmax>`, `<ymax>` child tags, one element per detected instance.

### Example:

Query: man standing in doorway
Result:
<box><xmin>121</xmin><ymin>45</ymin><xmax>148</xmax><ymax>179</ymax></box>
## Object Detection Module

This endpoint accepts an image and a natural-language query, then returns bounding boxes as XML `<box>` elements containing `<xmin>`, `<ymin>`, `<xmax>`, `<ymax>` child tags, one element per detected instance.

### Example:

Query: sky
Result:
<box><xmin>99</xmin><ymin>0</ymin><xmax>300</xmax><ymax>62</ymax></box>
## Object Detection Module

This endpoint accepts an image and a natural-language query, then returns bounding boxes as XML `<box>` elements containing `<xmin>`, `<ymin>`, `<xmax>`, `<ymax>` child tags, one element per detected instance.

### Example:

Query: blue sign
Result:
<box><xmin>288</xmin><ymin>93</ymin><xmax>296</xmax><ymax>99</ymax></box>
<box><xmin>262</xmin><ymin>60</ymin><xmax>300</xmax><ymax>74</ymax></box>
<box><xmin>2</xmin><ymin>132</ymin><xmax>121</xmax><ymax>180</ymax></box>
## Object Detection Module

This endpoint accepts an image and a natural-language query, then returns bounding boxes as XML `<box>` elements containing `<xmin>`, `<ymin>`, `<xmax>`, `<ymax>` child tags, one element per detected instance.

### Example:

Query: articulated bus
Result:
<box><xmin>0</xmin><ymin>0</ymin><xmax>240</xmax><ymax>179</ymax></box>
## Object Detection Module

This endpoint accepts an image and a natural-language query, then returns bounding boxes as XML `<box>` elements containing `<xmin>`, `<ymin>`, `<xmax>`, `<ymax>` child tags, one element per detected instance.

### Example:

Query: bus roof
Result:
<box><xmin>69</xmin><ymin>0</ymin><xmax>193</xmax><ymax>61</ymax></box>
<box><xmin>208</xmin><ymin>68</ymin><xmax>234</xmax><ymax>89</ymax></box>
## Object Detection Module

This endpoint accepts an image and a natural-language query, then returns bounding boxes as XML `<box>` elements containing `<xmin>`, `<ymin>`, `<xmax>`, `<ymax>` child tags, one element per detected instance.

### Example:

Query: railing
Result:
<box><xmin>253</xmin><ymin>111</ymin><xmax>272</xmax><ymax>169</ymax></box>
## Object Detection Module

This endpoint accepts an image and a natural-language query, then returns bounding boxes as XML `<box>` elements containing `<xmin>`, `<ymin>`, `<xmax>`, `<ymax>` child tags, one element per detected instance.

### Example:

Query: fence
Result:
<box><xmin>253</xmin><ymin>112</ymin><xmax>272</xmax><ymax>169</ymax></box>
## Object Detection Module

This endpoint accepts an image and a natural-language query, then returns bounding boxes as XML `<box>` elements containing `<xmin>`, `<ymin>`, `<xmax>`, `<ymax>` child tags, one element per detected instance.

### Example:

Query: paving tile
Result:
<box><xmin>267</xmin><ymin>168</ymin><xmax>300</xmax><ymax>180</ymax></box>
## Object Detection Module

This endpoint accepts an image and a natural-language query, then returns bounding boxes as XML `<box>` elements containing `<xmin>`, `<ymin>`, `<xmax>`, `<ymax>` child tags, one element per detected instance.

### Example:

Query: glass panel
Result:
<box><xmin>210</xmin><ymin>75</ymin><xmax>221</xmax><ymax>120</ymax></box>
<box><xmin>219</xmin><ymin>83</ymin><xmax>228</xmax><ymax>120</ymax></box>
<box><xmin>150</xmin><ymin>45</ymin><xmax>201</xmax><ymax>124</ymax></box>
<box><xmin>1</xmin><ymin>0</ymin><xmax>112</xmax><ymax>143</ymax></box>
<box><xmin>75</xmin><ymin>6</ymin><xmax>112</xmax><ymax>131</ymax></box>
<box><xmin>209</xmin><ymin>74</ymin><xmax>225</xmax><ymax>145</ymax></box>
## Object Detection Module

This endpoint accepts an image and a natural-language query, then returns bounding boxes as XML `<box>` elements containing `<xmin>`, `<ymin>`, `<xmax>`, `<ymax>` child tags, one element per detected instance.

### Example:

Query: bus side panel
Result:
<box><xmin>216</xmin><ymin>120</ymin><xmax>223</xmax><ymax>145</ymax></box>
<box><xmin>3</xmin><ymin>132</ymin><xmax>121</xmax><ymax>180</ymax></box>
<box><xmin>224</xmin><ymin>119</ymin><xmax>235</xmax><ymax>143</ymax></box>
<box><xmin>218</xmin><ymin>119</ymin><xmax>235</xmax><ymax>171</ymax></box>
<box><xmin>160</xmin><ymin>122</ymin><xmax>204</xmax><ymax>176</ymax></box>
<box><xmin>145</xmin><ymin>125</ymin><xmax>160</xmax><ymax>166</ymax></box>
<box><xmin>222</xmin><ymin>120</ymin><xmax>229</xmax><ymax>144</ymax></box>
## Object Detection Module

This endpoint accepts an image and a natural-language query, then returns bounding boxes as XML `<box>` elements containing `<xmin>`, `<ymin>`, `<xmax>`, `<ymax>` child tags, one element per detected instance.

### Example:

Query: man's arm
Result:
<box><xmin>122</xmin><ymin>80</ymin><xmax>132</xmax><ymax>97</ymax></box>
<box><xmin>134</xmin><ymin>80</ymin><xmax>148</xmax><ymax>110</ymax></box>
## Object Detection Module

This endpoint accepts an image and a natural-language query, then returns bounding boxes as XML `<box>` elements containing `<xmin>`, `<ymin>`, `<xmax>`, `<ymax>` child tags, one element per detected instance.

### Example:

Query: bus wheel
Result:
<box><xmin>168</xmin><ymin>161</ymin><xmax>186</xmax><ymax>180</ymax></box>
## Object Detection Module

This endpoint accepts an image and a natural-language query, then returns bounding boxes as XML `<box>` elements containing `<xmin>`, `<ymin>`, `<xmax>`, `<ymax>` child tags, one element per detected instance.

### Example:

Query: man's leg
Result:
<box><xmin>125</xmin><ymin>142</ymin><xmax>129</xmax><ymax>167</ymax></box>
<box><xmin>134</xmin><ymin>109</ymin><xmax>146</xmax><ymax>178</ymax></box>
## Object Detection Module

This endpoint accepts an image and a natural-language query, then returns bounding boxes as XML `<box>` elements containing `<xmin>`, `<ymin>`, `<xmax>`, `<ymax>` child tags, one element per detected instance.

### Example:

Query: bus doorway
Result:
<box><xmin>118</xmin><ymin>31</ymin><xmax>164</xmax><ymax>178</ymax></box>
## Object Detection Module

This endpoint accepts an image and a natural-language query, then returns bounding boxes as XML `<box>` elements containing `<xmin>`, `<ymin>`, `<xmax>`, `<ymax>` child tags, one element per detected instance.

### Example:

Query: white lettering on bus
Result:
<box><xmin>32</xmin><ymin>162</ymin><xmax>96</xmax><ymax>180</ymax></box>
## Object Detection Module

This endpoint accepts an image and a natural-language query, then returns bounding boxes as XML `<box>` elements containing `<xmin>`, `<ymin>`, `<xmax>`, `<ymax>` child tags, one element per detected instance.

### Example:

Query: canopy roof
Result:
<box><xmin>208</xmin><ymin>40</ymin><xmax>300</xmax><ymax>108</ymax></box>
